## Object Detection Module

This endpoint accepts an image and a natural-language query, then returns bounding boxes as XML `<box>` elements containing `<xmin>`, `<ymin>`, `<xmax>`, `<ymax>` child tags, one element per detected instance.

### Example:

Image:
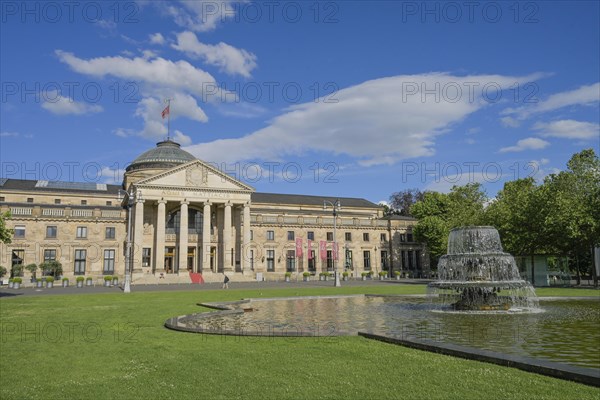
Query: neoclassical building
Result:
<box><xmin>0</xmin><ymin>140</ymin><xmax>428</xmax><ymax>284</ymax></box>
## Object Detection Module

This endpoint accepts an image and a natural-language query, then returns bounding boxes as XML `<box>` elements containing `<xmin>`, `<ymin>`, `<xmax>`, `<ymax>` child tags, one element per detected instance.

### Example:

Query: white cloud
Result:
<box><xmin>498</xmin><ymin>137</ymin><xmax>550</xmax><ymax>153</ymax></box>
<box><xmin>528</xmin><ymin>158</ymin><xmax>561</xmax><ymax>182</ymax></box>
<box><xmin>100</xmin><ymin>166</ymin><xmax>126</xmax><ymax>184</ymax></box>
<box><xmin>41</xmin><ymin>90</ymin><xmax>103</xmax><ymax>115</ymax></box>
<box><xmin>55</xmin><ymin>50</ymin><xmax>227</xmax><ymax>101</ymax></box>
<box><xmin>1</xmin><ymin>131</ymin><xmax>33</xmax><ymax>139</ymax></box>
<box><xmin>502</xmin><ymin>82</ymin><xmax>600</xmax><ymax>122</ymax></box>
<box><xmin>465</xmin><ymin>138</ymin><xmax>476</xmax><ymax>145</ymax></box>
<box><xmin>500</xmin><ymin>116</ymin><xmax>521</xmax><ymax>128</ymax></box>
<box><xmin>160</xmin><ymin>1</ymin><xmax>240</xmax><ymax>32</ymax></box>
<box><xmin>184</xmin><ymin>73</ymin><xmax>541</xmax><ymax>165</ymax></box>
<box><xmin>532</xmin><ymin>119</ymin><xmax>599</xmax><ymax>140</ymax></box>
<box><xmin>149</xmin><ymin>32</ymin><xmax>166</xmax><ymax>45</ymax></box>
<box><xmin>172</xmin><ymin>31</ymin><xmax>257</xmax><ymax>77</ymax></box>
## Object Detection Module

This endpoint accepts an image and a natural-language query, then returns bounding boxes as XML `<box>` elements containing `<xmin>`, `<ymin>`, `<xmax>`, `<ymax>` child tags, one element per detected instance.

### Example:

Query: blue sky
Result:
<box><xmin>1</xmin><ymin>1</ymin><xmax>599</xmax><ymax>204</ymax></box>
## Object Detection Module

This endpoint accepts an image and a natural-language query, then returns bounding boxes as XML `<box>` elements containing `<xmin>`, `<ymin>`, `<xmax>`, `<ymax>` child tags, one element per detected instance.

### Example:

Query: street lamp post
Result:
<box><xmin>323</xmin><ymin>199</ymin><xmax>342</xmax><ymax>287</ymax></box>
<box><xmin>118</xmin><ymin>188</ymin><xmax>143</xmax><ymax>293</ymax></box>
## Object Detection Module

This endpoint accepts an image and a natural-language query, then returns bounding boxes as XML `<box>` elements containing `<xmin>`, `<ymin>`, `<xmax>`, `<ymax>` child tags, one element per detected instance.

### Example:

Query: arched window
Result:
<box><xmin>166</xmin><ymin>208</ymin><xmax>204</xmax><ymax>234</ymax></box>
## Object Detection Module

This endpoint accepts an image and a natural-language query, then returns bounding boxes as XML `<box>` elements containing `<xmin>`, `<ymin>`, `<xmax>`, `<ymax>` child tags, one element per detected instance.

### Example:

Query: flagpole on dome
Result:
<box><xmin>162</xmin><ymin>98</ymin><xmax>172</xmax><ymax>141</ymax></box>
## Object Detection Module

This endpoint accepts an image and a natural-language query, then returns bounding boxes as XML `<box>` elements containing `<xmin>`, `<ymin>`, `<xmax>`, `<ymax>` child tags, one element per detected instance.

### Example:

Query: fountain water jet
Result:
<box><xmin>428</xmin><ymin>226</ymin><xmax>540</xmax><ymax>312</ymax></box>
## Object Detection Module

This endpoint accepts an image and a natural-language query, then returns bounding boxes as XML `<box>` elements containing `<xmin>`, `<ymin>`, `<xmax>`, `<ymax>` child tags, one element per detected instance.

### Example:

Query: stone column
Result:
<box><xmin>155</xmin><ymin>200</ymin><xmax>166</xmax><ymax>274</ymax></box>
<box><xmin>133</xmin><ymin>198</ymin><xmax>144</xmax><ymax>272</ymax></box>
<box><xmin>223</xmin><ymin>202</ymin><xmax>232</xmax><ymax>272</ymax></box>
<box><xmin>202</xmin><ymin>201</ymin><xmax>211</xmax><ymax>273</ymax></box>
<box><xmin>178</xmin><ymin>200</ymin><xmax>189</xmax><ymax>273</ymax></box>
<box><xmin>242</xmin><ymin>202</ymin><xmax>251</xmax><ymax>273</ymax></box>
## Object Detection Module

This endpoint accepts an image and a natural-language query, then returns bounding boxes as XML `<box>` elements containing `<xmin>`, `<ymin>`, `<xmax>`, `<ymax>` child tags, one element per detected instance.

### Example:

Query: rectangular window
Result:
<box><xmin>287</xmin><ymin>231</ymin><xmax>295</xmax><ymax>241</ymax></box>
<box><xmin>106</xmin><ymin>201</ymin><xmax>112</xmax><ymax>206</ymax></box>
<box><xmin>44</xmin><ymin>249</ymin><xmax>56</xmax><ymax>262</ymax></box>
<box><xmin>363</xmin><ymin>251</ymin><xmax>371</xmax><ymax>270</ymax></box>
<box><xmin>142</xmin><ymin>248</ymin><xmax>151</xmax><ymax>267</ymax></box>
<box><xmin>326</xmin><ymin>232</ymin><xmax>333</xmax><ymax>241</ymax></box>
<box><xmin>266</xmin><ymin>250</ymin><xmax>275</xmax><ymax>272</ymax></box>
<box><xmin>0</xmin><ymin>196</ymin><xmax>5</xmax><ymax>202</ymax></box>
<box><xmin>81</xmin><ymin>200</ymin><xmax>87</xmax><ymax>205</ymax></box>
<box><xmin>14</xmin><ymin>225</ymin><xmax>25</xmax><ymax>238</ymax></box>
<box><xmin>307</xmin><ymin>231</ymin><xmax>314</xmax><ymax>241</ymax></box>
<box><xmin>76</xmin><ymin>226</ymin><xmax>87</xmax><ymax>239</ymax></box>
<box><xmin>266</xmin><ymin>230</ymin><xmax>274</xmax><ymax>241</ymax></box>
<box><xmin>381</xmin><ymin>251</ymin><xmax>388</xmax><ymax>270</ymax></box>
<box><xmin>327</xmin><ymin>250</ymin><xmax>333</xmax><ymax>270</ymax></box>
<box><xmin>380</xmin><ymin>233</ymin><xmax>387</xmax><ymax>242</ymax></box>
<box><xmin>250</xmin><ymin>230</ymin><xmax>254</xmax><ymax>240</ymax></box>
<box><xmin>103</xmin><ymin>249</ymin><xmax>115</xmax><ymax>274</ymax></box>
<box><xmin>46</xmin><ymin>226</ymin><xmax>57</xmax><ymax>238</ymax></box>
<box><xmin>250</xmin><ymin>249</ymin><xmax>254</xmax><ymax>270</ymax></box>
<box><xmin>286</xmin><ymin>250</ymin><xmax>296</xmax><ymax>272</ymax></box>
<box><xmin>308</xmin><ymin>251</ymin><xmax>316</xmax><ymax>271</ymax></box>
<box><xmin>345</xmin><ymin>250</ymin><xmax>353</xmax><ymax>270</ymax></box>
<box><xmin>27</xmin><ymin>198</ymin><xmax>34</xmax><ymax>203</ymax></box>
<box><xmin>400</xmin><ymin>234</ymin><xmax>406</xmax><ymax>242</ymax></box>
<box><xmin>363</xmin><ymin>232</ymin><xmax>370</xmax><ymax>242</ymax></box>
<box><xmin>54</xmin><ymin>199</ymin><xmax>61</xmax><ymax>204</ymax></box>
<box><xmin>105</xmin><ymin>227</ymin><xmax>116</xmax><ymax>239</ymax></box>
<box><xmin>12</xmin><ymin>250</ymin><xmax>24</xmax><ymax>272</ymax></box>
<box><xmin>345</xmin><ymin>232</ymin><xmax>352</xmax><ymax>241</ymax></box>
<box><xmin>74</xmin><ymin>249</ymin><xmax>86</xmax><ymax>275</ymax></box>
<box><xmin>407</xmin><ymin>233</ymin><xmax>414</xmax><ymax>242</ymax></box>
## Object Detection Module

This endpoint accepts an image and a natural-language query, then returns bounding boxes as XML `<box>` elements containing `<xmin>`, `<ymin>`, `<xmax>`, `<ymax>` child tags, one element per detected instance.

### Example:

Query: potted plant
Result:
<box><xmin>25</xmin><ymin>263</ymin><xmax>38</xmax><ymax>283</ymax></box>
<box><xmin>85</xmin><ymin>277</ymin><xmax>93</xmax><ymax>286</ymax></box>
<box><xmin>45</xmin><ymin>276</ymin><xmax>55</xmax><ymax>288</ymax></box>
<box><xmin>361</xmin><ymin>272</ymin><xmax>368</xmax><ymax>281</ymax></box>
<box><xmin>368</xmin><ymin>271</ymin><xmax>374</xmax><ymax>279</ymax></box>
<box><xmin>394</xmin><ymin>271</ymin><xmax>401</xmax><ymax>280</ymax></box>
<box><xmin>104</xmin><ymin>275</ymin><xmax>113</xmax><ymax>287</ymax></box>
<box><xmin>76</xmin><ymin>276</ymin><xmax>85</xmax><ymax>288</ymax></box>
<box><xmin>112</xmin><ymin>276</ymin><xmax>119</xmax><ymax>286</ymax></box>
<box><xmin>36</xmin><ymin>278</ymin><xmax>44</xmax><ymax>288</ymax></box>
<box><xmin>342</xmin><ymin>271</ymin><xmax>350</xmax><ymax>281</ymax></box>
<box><xmin>11</xmin><ymin>264</ymin><xmax>23</xmax><ymax>280</ymax></box>
<box><xmin>12</xmin><ymin>277</ymin><xmax>22</xmax><ymax>289</ymax></box>
<box><xmin>319</xmin><ymin>272</ymin><xmax>325</xmax><ymax>281</ymax></box>
<box><xmin>284</xmin><ymin>272</ymin><xmax>291</xmax><ymax>282</ymax></box>
<box><xmin>40</xmin><ymin>260</ymin><xmax>63</xmax><ymax>279</ymax></box>
<box><xmin>0</xmin><ymin>265</ymin><xmax>7</xmax><ymax>285</ymax></box>
<box><xmin>302</xmin><ymin>272</ymin><xmax>310</xmax><ymax>282</ymax></box>
<box><xmin>8</xmin><ymin>277</ymin><xmax>14</xmax><ymax>289</ymax></box>
<box><xmin>62</xmin><ymin>277</ymin><xmax>69</xmax><ymax>287</ymax></box>
<box><xmin>323</xmin><ymin>272</ymin><xmax>331</xmax><ymax>281</ymax></box>
<box><xmin>378</xmin><ymin>271</ymin><xmax>387</xmax><ymax>280</ymax></box>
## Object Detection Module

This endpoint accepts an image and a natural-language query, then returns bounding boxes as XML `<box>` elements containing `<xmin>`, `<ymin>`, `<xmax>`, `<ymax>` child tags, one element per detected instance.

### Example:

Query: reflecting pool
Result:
<box><xmin>169</xmin><ymin>295</ymin><xmax>600</xmax><ymax>369</ymax></box>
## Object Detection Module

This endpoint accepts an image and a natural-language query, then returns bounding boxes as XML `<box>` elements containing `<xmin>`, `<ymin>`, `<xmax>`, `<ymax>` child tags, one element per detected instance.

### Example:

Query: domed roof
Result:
<box><xmin>126</xmin><ymin>140</ymin><xmax>196</xmax><ymax>172</ymax></box>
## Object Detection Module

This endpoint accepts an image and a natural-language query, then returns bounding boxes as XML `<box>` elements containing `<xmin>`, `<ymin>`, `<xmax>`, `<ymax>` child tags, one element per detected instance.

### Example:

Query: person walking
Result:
<box><xmin>222</xmin><ymin>273</ymin><xmax>230</xmax><ymax>289</ymax></box>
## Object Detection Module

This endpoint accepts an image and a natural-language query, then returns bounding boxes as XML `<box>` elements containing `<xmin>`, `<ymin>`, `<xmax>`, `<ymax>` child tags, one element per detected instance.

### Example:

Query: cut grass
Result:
<box><xmin>1</xmin><ymin>285</ymin><xmax>598</xmax><ymax>400</ymax></box>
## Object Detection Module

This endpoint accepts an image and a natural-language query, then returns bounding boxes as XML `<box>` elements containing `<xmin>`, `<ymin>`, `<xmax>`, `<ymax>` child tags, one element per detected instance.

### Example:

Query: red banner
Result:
<box><xmin>295</xmin><ymin>238</ymin><xmax>303</xmax><ymax>258</ymax></box>
<box><xmin>332</xmin><ymin>242</ymin><xmax>339</xmax><ymax>261</ymax></box>
<box><xmin>307</xmin><ymin>239</ymin><xmax>313</xmax><ymax>260</ymax></box>
<box><xmin>319</xmin><ymin>240</ymin><xmax>327</xmax><ymax>260</ymax></box>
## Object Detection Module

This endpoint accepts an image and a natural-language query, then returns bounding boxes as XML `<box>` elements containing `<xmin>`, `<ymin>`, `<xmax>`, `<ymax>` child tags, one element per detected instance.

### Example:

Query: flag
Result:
<box><xmin>319</xmin><ymin>240</ymin><xmax>327</xmax><ymax>260</ymax></box>
<box><xmin>295</xmin><ymin>238</ymin><xmax>303</xmax><ymax>258</ymax></box>
<box><xmin>307</xmin><ymin>239</ymin><xmax>313</xmax><ymax>260</ymax></box>
<box><xmin>333</xmin><ymin>242</ymin><xmax>339</xmax><ymax>261</ymax></box>
<box><xmin>162</xmin><ymin>105</ymin><xmax>170</xmax><ymax>119</ymax></box>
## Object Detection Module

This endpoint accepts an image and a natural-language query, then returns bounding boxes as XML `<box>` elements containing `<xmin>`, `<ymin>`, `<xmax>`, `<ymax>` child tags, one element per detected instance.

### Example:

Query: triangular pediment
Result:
<box><xmin>136</xmin><ymin>160</ymin><xmax>255</xmax><ymax>192</ymax></box>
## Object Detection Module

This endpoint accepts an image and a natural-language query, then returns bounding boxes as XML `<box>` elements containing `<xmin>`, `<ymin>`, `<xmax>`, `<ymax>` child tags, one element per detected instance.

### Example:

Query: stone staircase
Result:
<box><xmin>130</xmin><ymin>271</ymin><xmax>258</xmax><ymax>285</ymax></box>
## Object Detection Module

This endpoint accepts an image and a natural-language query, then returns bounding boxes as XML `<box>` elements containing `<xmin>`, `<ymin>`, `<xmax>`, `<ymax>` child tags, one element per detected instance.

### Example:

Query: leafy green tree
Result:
<box><xmin>389</xmin><ymin>189</ymin><xmax>425</xmax><ymax>216</ymax></box>
<box><xmin>0</xmin><ymin>211</ymin><xmax>12</xmax><ymax>244</ymax></box>
<box><xmin>40</xmin><ymin>260</ymin><xmax>63</xmax><ymax>278</ymax></box>
<box><xmin>485</xmin><ymin>178</ymin><xmax>551</xmax><ymax>285</ymax></box>
<box><xmin>412</xmin><ymin>183</ymin><xmax>487</xmax><ymax>266</ymax></box>
<box><xmin>25</xmin><ymin>263</ymin><xmax>39</xmax><ymax>281</ymax></box>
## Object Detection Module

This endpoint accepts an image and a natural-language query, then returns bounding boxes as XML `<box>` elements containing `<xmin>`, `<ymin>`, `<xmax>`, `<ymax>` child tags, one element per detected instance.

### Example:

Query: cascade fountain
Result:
<box><xmin>428</xmin><ymin>226</ymin><xmax>540</xmax><ymax>312</ymax></box>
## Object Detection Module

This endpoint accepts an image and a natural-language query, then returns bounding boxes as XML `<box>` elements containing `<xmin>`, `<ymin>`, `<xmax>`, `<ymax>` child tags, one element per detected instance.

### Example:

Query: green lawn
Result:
<box><xmin>1</xmin><ymin>285</ymin><xmax>598</xmax><ymax>400</ymax></box>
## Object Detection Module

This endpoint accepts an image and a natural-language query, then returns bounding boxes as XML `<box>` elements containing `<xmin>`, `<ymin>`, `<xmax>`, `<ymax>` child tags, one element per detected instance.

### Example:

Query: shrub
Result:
<box><xmin>62</xmin><ymin>277</ymin><xmax>69</xmax><ymax>282</ymax></box>
<box><xmin>104</xmin><ymin>275</ymin><xmax>113</xmax><ymax>281</ymax></box>
<box><xmin>25</xmin><ymin>263</ymin><xmax>38</xmax><ymax>278</ymax></box>
<box><xmin>85</xmin><ymin>277</ymin><xmax>93</xmax><ymax>282</ymax></box>
<box><xmin>40</xmin><ymin>260</ymin><xmax>63</xmax><ymax>278</ymax></box>
<box><xmin>284</xmin><ymin>272</ymin><xmax>292</xmax><ymax>277</ymax></box>
<box><xmin>303</xmin><ymin>272</ymin><xmax>311</xmax><ymax>277</ymax></box>
<box><xmin>13</xmin><ymin>277</ymin><xmax>22</xmax><ymax>284</ymax></box>
<box><xmin>394</xmin><ymin>271</ymin><xmax>401</xmax><ymax>276</ymax></box>
<box><xmin>379</xmin><ymin>271</ymin><xmax>387</xmax><ymax>277</ymax></box>
<box><xmin>46</xmin><ymin>276</ymin><xmax>55</xmax><ymax>283</ymax></box>
<box><xmin>0</xmin><ymin>266</ymin><xmax>7</xmax><ymax>279</ymax></box>
<box><xmin>76</xmin><ymin>276</ymin><xmax>85</xmax><ymax>282</ymax></box>
<box><xmin>342</xmin><ymin>271</ymin><xmax>349</xmax><ymax>277</ymax></box>
<box><xmin>323</xmin><ymin>272</ymin><xmax>331</xmax><ymax>277</ymax></box>
<box><xmin>361</xmin><ymin>272</ymin><xmax>368</xmax><ymax>277</ymax></box>
<box><xmin>11</xmin><ymin>264</ymin><xmax>23</xmax><ymax>277</ymax></box>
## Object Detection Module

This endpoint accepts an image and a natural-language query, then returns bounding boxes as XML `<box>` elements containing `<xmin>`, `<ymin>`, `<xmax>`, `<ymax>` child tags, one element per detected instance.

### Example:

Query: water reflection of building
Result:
<box><xmin>1</xmin><ymin>140</ymin><xmax>428</xmax><ymax>284</ymax></box>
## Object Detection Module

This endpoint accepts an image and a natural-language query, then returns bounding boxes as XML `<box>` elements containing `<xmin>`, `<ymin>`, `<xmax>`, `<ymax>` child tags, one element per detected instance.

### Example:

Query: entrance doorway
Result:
<box><xmin>165</xmin><ymin>247</ymin><xmax>175</xmax><ymax>274</ymax></box>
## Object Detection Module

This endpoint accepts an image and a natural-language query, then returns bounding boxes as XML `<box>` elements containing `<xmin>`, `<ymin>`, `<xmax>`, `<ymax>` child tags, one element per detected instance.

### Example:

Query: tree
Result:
<box><xmin>40</xmin><ymin>260</ymin><xmax>63</xmax><ymax>278</ymax></box>
<box><xmin>389</xmin><ymin>189</ymin><xmax>425</xmax><ymax>216</ymax></box>
<box><xmin>484</xmin><ymin>178</ymin><xmax>551</xmax><ymax>285</ymax></box>
<box><xmin>25</xmin><ymin>263</ymin><xmax>39</xmax><ymax>281</ymax></box>
<box><xmin>0</xmin><ymin>211</ymin><xmax>12</xmax><ymax>244</ymax></box>
<box><xmin>544</xmin><ymin>149</ymin><xmax>600</xmax><ymax>286</ymax></box>
<box><xmin>412</xmin><ymin>183</ymin><xmax>487</xmax><ymax>266</ymax></box>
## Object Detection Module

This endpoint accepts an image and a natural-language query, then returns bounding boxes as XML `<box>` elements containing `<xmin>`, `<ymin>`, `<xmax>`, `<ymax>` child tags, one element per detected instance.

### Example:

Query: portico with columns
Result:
<box><xmin>125</xmin><ymin>159</ymin><xmax>254</xmax><ymax>279</ymax></box>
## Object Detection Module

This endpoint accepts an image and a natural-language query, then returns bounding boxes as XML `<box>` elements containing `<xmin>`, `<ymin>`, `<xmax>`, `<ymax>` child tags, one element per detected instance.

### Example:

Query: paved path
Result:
<box><xmin>0</xmin><ymin>279</ymin><xmax>433</xmax><ymax>297</ymax></box>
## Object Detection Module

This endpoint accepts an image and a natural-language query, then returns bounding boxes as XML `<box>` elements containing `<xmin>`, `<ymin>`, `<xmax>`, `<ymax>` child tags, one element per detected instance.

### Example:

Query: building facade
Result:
<box><xmin>0</xmin><ymin>140</ymin><xmax>428</xmax><ymax>284</ymax></box>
